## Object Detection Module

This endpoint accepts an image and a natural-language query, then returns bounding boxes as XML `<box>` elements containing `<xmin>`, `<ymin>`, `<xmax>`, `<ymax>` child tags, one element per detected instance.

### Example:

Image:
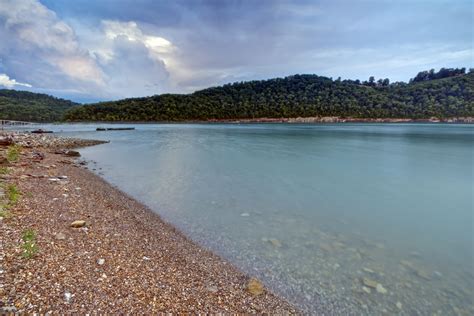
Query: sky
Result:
<box><xmin>0</xmin><ymin>0</ymin><xmax>472</xmax><ymax>103</ymax></box>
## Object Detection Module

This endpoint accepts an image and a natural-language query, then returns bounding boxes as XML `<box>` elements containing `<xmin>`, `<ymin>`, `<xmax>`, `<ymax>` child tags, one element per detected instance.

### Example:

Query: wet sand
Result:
<box><xmin>0</xmin><ymin>132</ymin><xmax>297</xmax><ymax>314</ymax></box>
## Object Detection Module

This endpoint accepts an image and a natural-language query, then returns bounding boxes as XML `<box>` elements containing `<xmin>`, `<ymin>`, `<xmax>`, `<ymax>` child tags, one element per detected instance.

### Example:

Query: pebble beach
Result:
<box><xmin>0</xmin><ymin>132</ymin><xmax>297</xmax><ymax>314</ymax></box>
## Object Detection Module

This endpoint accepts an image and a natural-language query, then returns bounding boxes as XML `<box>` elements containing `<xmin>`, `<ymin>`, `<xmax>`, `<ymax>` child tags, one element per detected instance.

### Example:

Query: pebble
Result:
<box><xmin>376</xmin><ymin>283</ymin><xmax>387</xmax><ymax>294</ymax></box>
<box><xmin>70</xmin><ymin>220</ymin><xmax>86</xmax><ymax>228</ymax></box>
<box><xmin>246</xmin><ymin>278</ymin><xmax>264</xmax><ymax>296</ymax></box>
<box><xmin>362</xmin><ymin>278</ymin><xmax>378</xmax><ymax>289</ymax></box>
<box><xmin>97</xmin><ymin>258</ymin><xmax>105</xmax><ymax>265</ymax></box>
<box><xmin>362</xmin><ymin>286</ymin><xmax>371</xmax><ymax>294</ymax></box>
<box><xmin>207</xmin><ymin>285</ymin><xmax>219</xmax><ymax>293</ymax></box>
<box><xmin>64</xmin><ymin>292</ymin><xmax>73</xmax><ymax>303</ymax></box>
<box><xmin>55</xmin><ymin>233</ymin><xmax>66</xmax><ymax>240</ymax></box>
<box><xmin>396</xmin><ymin>301</ymin><xmax>403</xmax><ymax>309</ymax></box>
<box><xmin>269</xmin><ymin>238</ymin><xmax>282</xmax><ymax>248</ymax></box>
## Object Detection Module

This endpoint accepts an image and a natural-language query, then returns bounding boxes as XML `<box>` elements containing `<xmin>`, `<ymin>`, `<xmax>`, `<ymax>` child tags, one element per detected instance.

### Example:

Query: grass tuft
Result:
<box><xmin>22</xmin><ymin>229</ymin><xmax>38</xmax><ymax>259</ymax></box>
<box><xmin>6</xmin><ymin>184</ymin><xmax>21</xmax><ymax>204</ymax></box>
<box><xmin>6</xmin><ymin>145</ymin><xmax>21</xmax><ymax>163</ymax></box>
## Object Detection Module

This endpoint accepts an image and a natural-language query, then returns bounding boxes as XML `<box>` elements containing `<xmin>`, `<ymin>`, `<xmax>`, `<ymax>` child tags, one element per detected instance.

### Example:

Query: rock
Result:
<box><xmin>0</xmin><ymin>156</ymin><xmax>9</xmax><ymax>166</ymax></box>
<box><xmin>65</xmin><ymin>150</ymin><xmax>81</xmax><ymax>157</ymax></box>
<box><xmin>143</xmin><ymin>256</ymin><xmax>151</xmax><ymax>260</ymax></box>
<box><xmin>414</xmin><ymin>268</ymin><xmax>432</xmax><ymax>281</ymax></box>
<box><xmin>70</xmin><ymin>220</ymin><xmax>86</xmax><ymax>228</ymax></box>
<box><xmin>362</xmin><ymin>277</ymin><xmax>378</xmax><ymax>289</ymax></box>
<box><xmin>207</xmin><ymin>285</ymin><xmax>219</xmax><ymax>293</ymax></box>
<box><xmin>362</xmin><ymin>267</ymin><xmax>375</xmax><ymax>274</ymax></box>
<box><xmin>396</xmin><ymin>301</ymin><xmax>403</xmax><ymax>309</ymax></box>
<box><xmin>64</xmin><ymin>292</ymin><xmax>73</xmax><ymax>303</ymax></box>
<box><xmin>55</xmin><ymin>233</ymin><xmax>66</xmax><ymax>240</ymax></box>
<box><xmin>240</xmin><ymin>212</ymin><xmax>250</xmax><ymax>217</ymax></box>
<box><xmin>0</xmin><ymin>137</ymin><xmax>13</xmax><ymax>146</ymax></box>
<box><xmin>0</xmin><ymin>306</ymin><xmax>17</xmax><ymax>313</ymax></box>
<box><xmin>268</xmin><ymin>238</ymin><xmax>282</xmax><ymax>248</ymax></box>
<box><xmin>362</xmin><ymin>286</ymin><xmax>371</xmax><ymax>294</ymax></box>
<box><xmin>97</xmin><ymin>258</ymin><xmax>105</xmax><ymax>265</ymax></box>
<box><xmin>246</xmin><ymin>278</ymin><xmax>264</xmax><ymax>296</ymax></box>
<box><xmin>376</xmin><ymin>283</ymin><xmax>387</xmax><ymax>294</ymax></box>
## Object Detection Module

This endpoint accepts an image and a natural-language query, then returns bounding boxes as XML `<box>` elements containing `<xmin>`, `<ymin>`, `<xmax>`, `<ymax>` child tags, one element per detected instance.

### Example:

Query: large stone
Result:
<box><xmin>376</xmin><ymin>283</ymin><xmax>388</xmax><ymax>294</ymax></box>
<box><xmin>65</xmin><ymin>150</ymin><xmax>81</xmax><ymax>157</ymax></box>
<box><xmin>70</xmin><ymin>220</ymin><xmax>86</xmax><ymax>228</ymax></box>
<box><xmin>246</xmin><ymin>278</ymin><xmax>264</xmax><ymax>296</ymax></box>
<box><xmin>362</xmin><ymin>277</ymin><xmax>378</xmax><ymax>289</ymax></box>
<box><xmin>269</xmin><ymin>238</ymin><xmax>282</xmax><ymax>248</ymax></box>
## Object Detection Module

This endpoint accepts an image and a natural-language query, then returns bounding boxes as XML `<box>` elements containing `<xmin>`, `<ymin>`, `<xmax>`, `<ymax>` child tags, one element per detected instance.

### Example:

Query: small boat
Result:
<box><xmin>96</xmin><ymin>127</ymin><xmax>135</xmax><ymax>131</ymax></box>
<box><xmin>31</xmin><ymin>129</ymin><xmax>53</xmax><ymax>134</ymax></box>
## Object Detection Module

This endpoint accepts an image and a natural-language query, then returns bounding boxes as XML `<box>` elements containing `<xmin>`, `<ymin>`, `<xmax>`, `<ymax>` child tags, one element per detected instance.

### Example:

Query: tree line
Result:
<box><xmin>64</xmin><ymin>69</ymin><xmax>474</xmax><ymax>121</ymax></box>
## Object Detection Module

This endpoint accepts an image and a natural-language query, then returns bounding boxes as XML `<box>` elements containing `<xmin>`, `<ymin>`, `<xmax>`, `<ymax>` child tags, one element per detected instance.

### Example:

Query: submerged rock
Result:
<box><xmin>376</xmin><ymin>283</ymin><xmax>387</xmax><ymax>294</ymax></box>
<box><xmin>268</xmin><ymin>238</ymin><xmax>282</xmax><ymax>248</ymax></box>
<box><xmin>396</xmin><ymin>301</ymin><xmax>403</xmax><ymax>310</ymax></box>
<box><xmin>362</xmin><ymin>286</ymin><xmax>371</xmax><ymax>294</ymax></box>
<box><xmin>246</xmin><ymin>278</ymin><xmax>264</xmax><ymax>296</ymax></box>
<box><xmin>70</xmin><ymin>220</ymin><xmax>86</xmax><ymax>228</ymax></box>
<box><xmin>362</xmin><ymin>277</ymin><xmax>378</xmax><ymax>289</ymax></box>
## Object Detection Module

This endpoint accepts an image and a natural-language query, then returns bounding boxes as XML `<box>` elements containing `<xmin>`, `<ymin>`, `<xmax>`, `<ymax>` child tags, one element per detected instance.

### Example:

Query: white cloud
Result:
<box><xmin>0</xmin><ymin>73</ymin><xmax>32</xmax><ymax>88</ymax></box>
<box><xmin>0</xmin><ymin>0</ymin><xmax>105</xmax><ymax>86</ymax></box>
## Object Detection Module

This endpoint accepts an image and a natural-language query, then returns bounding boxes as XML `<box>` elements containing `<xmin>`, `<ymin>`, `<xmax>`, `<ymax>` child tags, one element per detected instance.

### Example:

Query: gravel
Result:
<box><xmin>0</xmin><ymin>132</ymin><xmax>298</xmax><ymax>313</ymax></box>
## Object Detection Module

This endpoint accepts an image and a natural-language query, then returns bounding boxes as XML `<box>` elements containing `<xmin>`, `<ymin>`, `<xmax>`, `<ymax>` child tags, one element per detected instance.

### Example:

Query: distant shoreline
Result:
<box><xmin>57</xmin><ymin>116</ymin><xmax>474</xmax><ymax>125</ymax></box>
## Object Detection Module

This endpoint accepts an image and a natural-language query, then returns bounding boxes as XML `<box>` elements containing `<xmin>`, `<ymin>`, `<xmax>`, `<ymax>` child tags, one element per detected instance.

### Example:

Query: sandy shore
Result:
<box><xmin>0</xmin><ymin>132</ymin><xmax>297</xmax><ymax>314</ymax></box>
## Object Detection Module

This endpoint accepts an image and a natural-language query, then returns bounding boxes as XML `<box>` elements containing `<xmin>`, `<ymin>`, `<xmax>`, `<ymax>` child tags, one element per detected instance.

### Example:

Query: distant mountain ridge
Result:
<box><xmin>65</xmin><ymin>69</ymin><xmax>473</xmax><ymax>121</ymax></box>
<box><xmin>0</xmin><ymin>89</ymin><xmax>78</xmax><ymax>122</ymax></box>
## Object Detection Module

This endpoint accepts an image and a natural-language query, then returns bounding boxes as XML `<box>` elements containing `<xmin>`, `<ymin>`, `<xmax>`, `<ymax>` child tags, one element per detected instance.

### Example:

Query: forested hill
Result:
<box><xmin>0</xmin><ymin>89</ymin><xmax>78</xmax><ymax>122</ymax></box>
<box><xmin>65</xmin><ymin>69</ymin><xmax>474</xmax><ymax>121</ymax></box>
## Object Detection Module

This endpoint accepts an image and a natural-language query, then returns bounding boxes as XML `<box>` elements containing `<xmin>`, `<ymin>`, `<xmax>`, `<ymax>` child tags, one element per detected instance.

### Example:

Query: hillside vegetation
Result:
<box><xmin>0</xmin><ymin>89</ymin><xmax>78</xmax><ymax>122</ymax></box>
<box><xmin>65</xmin><ymin>69</ymin><xmax>474</xmax><ymax>121</ymax></box>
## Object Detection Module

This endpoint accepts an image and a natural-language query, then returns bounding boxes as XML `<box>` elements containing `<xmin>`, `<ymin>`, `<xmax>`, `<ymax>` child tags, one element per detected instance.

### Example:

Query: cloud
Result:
<box><xmin>0</xmin><ymin>0</ymin><xmax>472</xmax><ymax>101</ymax></box>
<box><xmin>0</xmin><ymin>73</ymin><xmax>32</xmax><ymax>88</ymax></box>
<box><xmin>0</xmin><ymin>0</ymin><xmax>105</xmax><ymax>89</ymax></box>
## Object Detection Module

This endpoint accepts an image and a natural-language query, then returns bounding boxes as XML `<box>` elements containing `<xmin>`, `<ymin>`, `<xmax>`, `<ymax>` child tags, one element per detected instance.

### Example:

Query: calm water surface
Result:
<box><xmin>23</xmin><ymin>123</ymin><xmax>474</xmax><ymax>314</ymax></box>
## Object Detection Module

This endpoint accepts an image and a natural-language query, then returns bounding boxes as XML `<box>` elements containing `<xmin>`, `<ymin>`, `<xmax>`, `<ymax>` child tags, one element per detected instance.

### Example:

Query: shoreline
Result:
<box><xmin>59</xmin><ymin>116</ymin><xmax>474</xmax><ymax>125</ymax></box>
<box><xmin>0</xmin><ymin>132</ymin><xmax>297</xmax><ymax>313</ymax></box>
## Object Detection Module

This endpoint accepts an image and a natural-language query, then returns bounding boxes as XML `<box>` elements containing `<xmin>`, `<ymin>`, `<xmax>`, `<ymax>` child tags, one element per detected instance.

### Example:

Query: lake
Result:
<box><xmin>18</xmin><ymin>123</ymin><xmax>474</xmax><ymax>314</ymax></box>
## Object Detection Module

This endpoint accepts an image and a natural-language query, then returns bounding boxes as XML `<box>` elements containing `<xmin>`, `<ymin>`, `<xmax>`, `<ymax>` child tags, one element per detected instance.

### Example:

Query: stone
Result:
<box><xmin>207</xmin><ymin>285</ymin><xmax>218</xmax><ymax>293</ymax></box>
<box><xmin>240</xmin><ymin>212</ymin><xmax>250</xmax><ymax>217</ymax></box>
<box><xmin>362</xmin><ymin>278</ymin><xmax>378</xmax><ymax>289</ymax></box>
<box><xmin>414</xmin><ymin>269</ymin><xmax>432</xmax><ymax>281</ymax></box>
<box><xmin>376</xmin><ymin>283</ymin><xmax>387</xmax><ymax>294</ymax></box>
<box><xmin>55</xmin><ymin>233</ymin><xmax>66</xmax><ymax>240</ymax></box>
<box><xmin>97</xmin><ymin>258</ymin><xmax>105</xmax><ymax>265</ymax></box>
<box><xmin>363</xmin><ymin>267</ymin><xmax>375</xmax><ymax>274</ymax></box>
<box><xmin>362</xmin><ymin>286</ymin><xmax>371</xmax><ymax>294</ymax></box>
<box><xmin>64</xmin><ymin>292</ymin><xmax>73</xmax><ymax>303</ymax></box>
<box><xmin>269</xmin><ymin>238</ymin><xmax>282</xmax><ymax>248</ymax></box>
<box><xmin>70</xmin><ymin>220</ymin><xmax>86</xmax><ymax>228</ymax></box>
<box><xmin>246</xmin><ymin>278</ymin><xmax>264</xmax><ymax>296</ymax></box>
<box><xmin>58</xmin><ymin>176</ymin><xmax>68</xmax><ymax>180</ymax></box>
<box><xmin>65</xmin><ymin>150</ymin><xmax>81</xmax><ymax>157</ymax></box>
<box><xmin>396</xmin><ymin>301</ymin><xmax>403</xmax><ymax>309</ymax></box>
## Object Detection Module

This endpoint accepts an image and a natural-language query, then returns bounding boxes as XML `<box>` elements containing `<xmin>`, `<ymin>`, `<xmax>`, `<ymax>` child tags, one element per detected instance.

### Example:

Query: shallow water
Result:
<box><xmin>18</xmin><ymin>123</ymin><xmax>474</xmax><ymax>314</ymax></box>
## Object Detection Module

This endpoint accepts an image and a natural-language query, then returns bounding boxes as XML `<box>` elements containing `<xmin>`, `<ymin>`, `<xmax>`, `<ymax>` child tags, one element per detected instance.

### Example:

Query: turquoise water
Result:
<box><xmin>21</xmin><ymin>123</ymin><xmax>474</xmax><ymax>314</ymax></box>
